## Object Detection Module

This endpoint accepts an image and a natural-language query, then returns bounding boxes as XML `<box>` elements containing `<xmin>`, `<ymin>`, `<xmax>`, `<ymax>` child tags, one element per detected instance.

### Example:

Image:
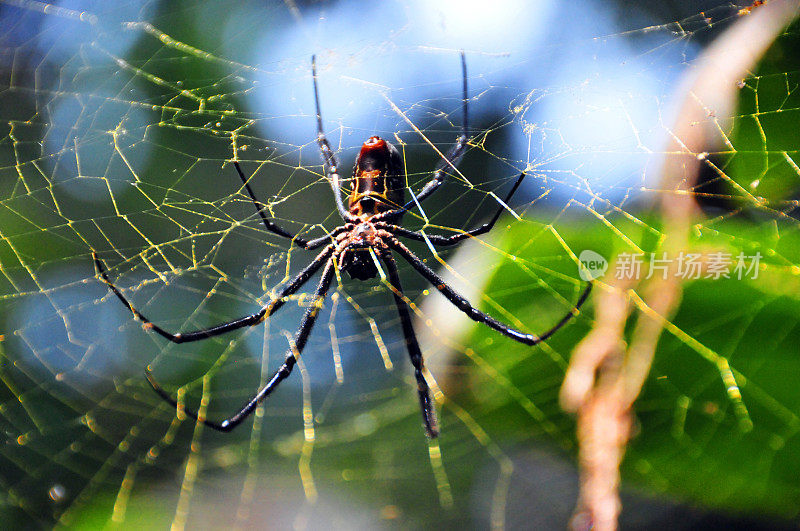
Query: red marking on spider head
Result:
<box><xmin>360</xmin><ymin>136</ymin><xmax>386</xmax><ymax>153</ymax></box>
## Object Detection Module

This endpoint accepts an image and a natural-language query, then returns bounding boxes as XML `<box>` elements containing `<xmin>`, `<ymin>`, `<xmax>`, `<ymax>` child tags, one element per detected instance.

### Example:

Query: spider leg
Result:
<box><xmin>147</xmin><ymin>257</ymin><xmax>337</xmax><ymax>432</ymax></box>
<box><xmin>92</xmin><ymin>244</ymin><xmax>334</xmax><ymax>344</ymax></box>
<box><xmin>381</xmin><ymin>172</ymin><xmax>526</xmax><ymax>246</ymax></box>
<box><xmin>381</xmin><ymin>251</ymin><xmax>439</xmax><ymax>438</ymax></box>
<box><xmin>232</xmin><ymin>161</ymin><xmax>342</xmax><ymax>249</ymax></box>
<box><xmin>386</xmin><ymin>238</ymin><xmax>592</xmax><ymax>345</ymax></box>
<box><xmin>377</xmin><ymin>51</ymin><xmax>469</xmax><ymax>221</ymax></box>
<box><xmin>312</xmin><ymin>55</ymin><xmax>353</xmax><ymax>222</ymax></box>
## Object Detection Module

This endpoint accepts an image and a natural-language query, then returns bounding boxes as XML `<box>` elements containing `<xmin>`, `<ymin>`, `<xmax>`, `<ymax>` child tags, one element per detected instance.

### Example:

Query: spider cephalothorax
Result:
<box><xmin>94</xmin><ymin>52</ymin><xmax>592</xmax><ymax>438</ymax></box>
<box><xmin>337</xmin><ymin>227</ymin><xmax>381</xmax><ymax>281</ymax></box>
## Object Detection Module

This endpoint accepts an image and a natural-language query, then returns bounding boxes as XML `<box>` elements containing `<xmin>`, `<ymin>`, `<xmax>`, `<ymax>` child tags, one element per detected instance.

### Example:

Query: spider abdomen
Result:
<box><xmin>349</xmin><ymin>136</ymin><xmax>405</xmax><ymax>218</ymax></box>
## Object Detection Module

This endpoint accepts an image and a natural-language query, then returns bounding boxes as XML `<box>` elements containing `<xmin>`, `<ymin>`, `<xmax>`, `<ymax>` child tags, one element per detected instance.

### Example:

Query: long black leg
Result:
<box><xmin>146</xmin><ymin>257</ymin><xmax>337</xmax><ymax>432</ymax></box>
<box><xmin>377</xmin><ymin>51</ymin><xmax>469</xmax><ymax>221</ymax></box>
<box><xmin>379</xmin><ymin>172</ymin><xmax>526</xmax><ymax>246</ymax></box>
<box><xmin>311</xmin><ymin>55</ymin><xmax>353</xmax><ymax>221</ymax></box>
<box><xmin>387</xmin><ymin>238</ymin><xmax>592</xmax><ymax>345</ymax></box>
<box><xmin>93</xmin><ymin>244</ymin><xmax>334</xmax><ymax>344</ymax></box>
<box><xmin>232</xmin><ymin>161</ymin><xmax>342</xmax><ymax>250</ymax></box>
<box><xmin>381</xmin><ymin>252</ymin><xmax>438</xmax><ymax>438</ymax></box>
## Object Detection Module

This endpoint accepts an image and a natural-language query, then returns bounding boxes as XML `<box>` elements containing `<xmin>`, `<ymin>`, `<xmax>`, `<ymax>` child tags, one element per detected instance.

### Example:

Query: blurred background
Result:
<box><xmin>1</xmin><ymin>0</ymin><xmax>800</xmax><ymax>528</ymax></box>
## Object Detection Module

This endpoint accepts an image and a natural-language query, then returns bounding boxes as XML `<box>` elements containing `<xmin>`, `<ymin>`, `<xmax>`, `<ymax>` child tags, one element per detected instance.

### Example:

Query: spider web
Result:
<box><xmin>2</xmin><ymin>0</ymin><xmax>800</xmax><ymax>528</ymax></box>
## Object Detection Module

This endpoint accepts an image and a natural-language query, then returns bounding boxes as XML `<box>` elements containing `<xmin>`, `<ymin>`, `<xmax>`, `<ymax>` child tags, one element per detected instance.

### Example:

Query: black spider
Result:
<box><xmin>93</xmin><ymin>52</ymin><xmax>592</xmax><ymax>438</ymax></box>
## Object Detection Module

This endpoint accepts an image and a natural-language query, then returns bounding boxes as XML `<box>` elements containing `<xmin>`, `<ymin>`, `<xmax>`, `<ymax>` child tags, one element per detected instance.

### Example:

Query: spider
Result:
<box><xmin>93</xmin><ymin>52</ymin><xmax>592</xmax><ymax>438</ymax></box>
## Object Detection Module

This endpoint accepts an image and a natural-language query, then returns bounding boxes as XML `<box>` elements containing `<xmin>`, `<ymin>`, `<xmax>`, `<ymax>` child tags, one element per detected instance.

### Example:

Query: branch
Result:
<box><xmin>560</xmin><ymin>2</ymin><xmax>800</xmax><ymax>529</ymax></box>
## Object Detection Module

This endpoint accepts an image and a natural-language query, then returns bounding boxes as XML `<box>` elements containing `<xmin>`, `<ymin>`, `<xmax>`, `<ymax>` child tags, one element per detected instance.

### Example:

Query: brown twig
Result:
<box><xmin>560</xmin><ymin>2</ymin><xmax>800</xmax><ymax>529</ymax></box>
